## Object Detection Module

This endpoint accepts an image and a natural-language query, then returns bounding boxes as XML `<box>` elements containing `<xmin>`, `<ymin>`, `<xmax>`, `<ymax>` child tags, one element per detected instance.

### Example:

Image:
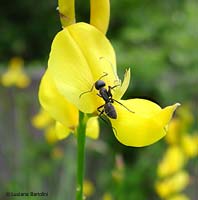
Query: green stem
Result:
<box><xmin>76</xmin><ymin>111</ymin><xmax>87</xmax><ymax>200</ymax></box>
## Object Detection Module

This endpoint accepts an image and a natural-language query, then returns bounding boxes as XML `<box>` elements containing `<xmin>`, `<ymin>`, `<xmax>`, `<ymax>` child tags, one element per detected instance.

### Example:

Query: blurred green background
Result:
<box><xmin>0</xmin><ymin>0</ymin><xmax>197</xmax><ymax>199</ymax></box>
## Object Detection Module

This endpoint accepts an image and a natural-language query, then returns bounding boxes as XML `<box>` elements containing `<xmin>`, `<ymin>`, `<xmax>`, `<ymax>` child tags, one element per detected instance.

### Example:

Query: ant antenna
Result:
<box><xmin>79</xmin><ymin>84</ymin><xmax>95</xmax><ymax>98</ymax></box>
<box><xmin>99</xmin><ymin>57</ymin><xmax>119</xmax><ymax>81</ymax></box>
<box><xmin>113</xmin><ymin>99</ymin><xmax>135</xmax><ymax>114</ymax></box>
<box><xmin>98</xmin><ymin>72</ymin><xmax>108</xmax><ymax>80</ymax></box>
<box><xmin>79</xmin><ymin>72</ymin><xmax>108</xmax><ymax>99</ymax></box>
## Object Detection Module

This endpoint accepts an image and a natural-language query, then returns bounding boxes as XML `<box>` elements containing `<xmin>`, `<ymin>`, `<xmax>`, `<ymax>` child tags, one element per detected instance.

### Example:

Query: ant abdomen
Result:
<box><xmin>104</xmin><ymin>102</ymin><xmax>117</xmax><ymax>119</ymax></box>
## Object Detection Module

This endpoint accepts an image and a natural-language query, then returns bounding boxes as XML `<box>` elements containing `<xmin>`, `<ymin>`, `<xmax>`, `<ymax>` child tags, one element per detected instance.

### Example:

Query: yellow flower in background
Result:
<box><xmin>32</xmin><ymin>108</ymin><xmax>99</xmax><ymax>142</ymax></box>
<box><xmin>102</xmin><ymin>192</ymin><xmax>113</xmax><ymax>200</ymax></box>
<box><xmin>157</xmin><ymin>146</ymin><xmax>185</xmax><ymax>178</ymax></box>
<box><xmin>83</xmin><ymin>180</ymin><xmax>95</xmax><ymax>197</ymax></box>
<box><xmin>1</xmin><ymin>57</ymin><xmax>31</xmax><ymax>88</ymax></box>
<box><xmin>167</xmin><ymin>194</ymin><xmax>190</xmax><ymax>200</ymax></box>
<box><xmin>176</xmin><ymin>104</ymin><xmax>194</xmax><ymax>131</ymax></box>
<box><xmin>31</xmin><ymin>109</ymin><xmax>53</xmax><ymax>129</ymax></box>
<box><xmin>181</xmin><ymin>134</ymin><xmax>198</xmax><ymax>158</ymax></box>
<box><xmin>156</xmin><ymin>105</ymin><xmax>197</xmax><ymax>200</ymax></box>
<box><xmin>40</xmin><ymin>22</ymin><xmax>179</xmax><ymax>147</ymax></box>
<box><xmin>155</xmin><ymin>171</ymin><xmax>189</xmax><ymax>198</ymax></box>
<box><xmin>32</xmin><ymin>109</ymin><xmax>68</xmax><ymax>143</ymax></box>
<box><xmin>165</xmin><ymin>118</ymin><xmax>181</xmax><ymax>145</ymax></box>
<box><xmin>194</xmin><ymin>133</ymin><xmax>198</xmax><ymax>152</ymax></box>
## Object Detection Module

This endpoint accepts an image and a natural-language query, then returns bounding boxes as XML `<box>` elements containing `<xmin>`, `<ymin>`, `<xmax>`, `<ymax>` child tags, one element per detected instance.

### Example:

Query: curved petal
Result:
<box><xmin>90</xmin><ymin>0</ymin><xmax>110</xmax><ymax>34</ymax></box>
<box><xmin>113</xmin><ymin>68</ymin><xmax>130</xmax><ymax>100</ymax></box>
<box><xmin>45</xmin><ymin>124</ymin><xmax>58</xmax><ymax>144</ymax></box>
<box><xmin>55</xmin><ymin>121</ymin><xmax>71</xmax><ymax>140</ymax></box>
<box><xmin>31</xmin><ymin>109</ymin><xmax>53</xmax><ymax>129</ymax></box>
<box><xmin>58</xmin><ymin>0</ymin><xmax>75</xmax><ymax>27</ymax></box>
<box><xmin>48</xmin><ymin>22</ymin><xmax>118</xmax><ymax>113</ymax></box>
<box><xmin>86</xmin><ymin>116</ymin><xmax>99</xmax><ymax>139</ymax></box>
<box><xmin>39</xmin><ymin>69</ymin><xmax>78</xmax><ymax>128</ymax></box>
<box><xmin>109</xmin><ymin>99</ymin><xmax>180</xmax><ymax>147</ymax></box>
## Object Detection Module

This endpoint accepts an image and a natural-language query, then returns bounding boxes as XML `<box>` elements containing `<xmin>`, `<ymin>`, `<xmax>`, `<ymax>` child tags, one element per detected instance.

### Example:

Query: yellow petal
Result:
<box><xmin>83</xmin><ymin>180</ymin><xmax>95</xmax><ymax>197</ymax></box>
<box><xmin>31</xmin><ymin>109</ymin><xmax>53</xmax><ymax>129</ymax></box>
<box><xmin>110</xmin><ymin>99</ymin><xmax>180</xmax><ymax>147</ymax></box>
<box><xmin>181</xmin><ymin>134</ymin><xmax>198</xmax><ymax>158</ymax></box>
<box><xmin>1</xmin><ymin>57</ymin><xmax>30</xmax><ymax>88</ymax></box>
<box><xmin>44</xmin><ymin>124</ymin><xmax>58</xmax><ymax>144</ymax></box>
<box><xmin>165</xmin><ymin>118</ymin><xmax>181</xmax><ymax>145</ymax></box>
<box><xmin>102</xmin><ymin>193</ymin><xmax>113</xmax><ymax>200</ymax></box>
<box><xmin>58</xmin><ymin>0</ymin><xmax>75</xmax><ymax>27</ymax></box>
<box><xmin>90</xmin><ymin>0</ymin><xmax>110</xmax><ymax>34</ymax></box>
<box><xmin>155</xmin><ymin>171</ymin><xmax>189</xmax><ymax>198</ymax></box>
<box><xmin>157</xmin><ymin>146</ymin><xmax>185</xmax><ymax>178</ymax></box>
<box><xmin>39</xmin><ymin>69</ymin><xmax>78</xmax><ymax>128</ymax></box>
<box><xmin>9</xmin><ymin>57</ymin><xmax>24</xmax><ymax>70</ymax></box>
<box><xmin>55</xmin><ymin>121</ymin><xmax>71</xmax><ymax>140</ymax></box>
<box><xmin>86</xmin><ymin>116</ymin><xmax>99</xmax><ymax>139</ymax></box>
<box><xmin>48</xmin><ymin>22</ymin><xmax>118</xmax><ymax>113</ymax></box>
<box><xmin>113</xmin><ymin>68</ymin><xmax>130</xmax><ymax>100</ymax></box>
<box><xmin>167</xmin><ymin>194</ymin><xmax>190</xmax><ymax>200</ymax></box>
<box><xmin>15</xmin><ymin>73</ymin><xmax>31</xmax><ymax>88</ymax></box>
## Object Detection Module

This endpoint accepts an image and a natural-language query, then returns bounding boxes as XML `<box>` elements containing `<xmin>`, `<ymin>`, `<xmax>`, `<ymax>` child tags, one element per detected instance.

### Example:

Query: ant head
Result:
<box><xmin>95</xmin><ymin>80</ymin><xmax>106</xmax><ymax>90</ymax></box>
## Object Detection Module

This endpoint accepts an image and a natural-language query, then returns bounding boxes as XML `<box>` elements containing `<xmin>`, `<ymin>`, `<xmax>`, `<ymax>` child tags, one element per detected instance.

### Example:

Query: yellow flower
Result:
<box><xmin>32</xmin><ymin>109</ymin><xmax>72</xmax><ymax>142</ymax></box>
<box><xmin>1</xmin><ymin>57</ymin><xmax>31</xmax><ymax>88</ymax></box>
<box><xmin>44</xmin><ymin>124</ymin><xmax>59</xmax><ymax>143</ymax></box>
<box><xmin>83</xmin><ymin>180</ymin><xmax>95</xmax><ymax>197</ymax></box>
<box><xmin>167</xmin><ymin>194</ymin><xmax>190</xmax><ymax>200</ymax></box>
<box><xmin>157</xmin><ymin>146</ymin><xmax>185</xmax><ymax>178</ymax></box>
<box><xmin>31</xmin><ymin>109</ymin><xmax>53</xmax><ymax>129</ymax></box>
<box><xmin>181</xmin><ymin>134</ymin><xmax>198</xmax><ymax>158</ymax></box>
<box><xmin>58</xmin><ymin>0</ymin><xmax>110</xmax><ymax>34</ymax></box>
<box><xmin>102</xmin><ymin>192</ymin><xmax>113</xmax><ymax>200</ymax></box>
<box><xmin>39</xmin><ymin>70</ymin><xmax>99</xmax><ymax>140</ymax></box>
<box><xmin>41</xmin><ymin>22</ymin><xmax>179</xmax><ymax>147</ymax></box>
<box><xmin>155</xmin><ymin>171</ymin><xmax>189</xmax><ymax>198</ymax></box>
<box><xmin>165</xmin><ymin>119</ymin><xmax>181</xmax><ymax>145</ymax></box>
<box><xmin>177</xmin><ymin>104</ymin><xmax>194</xmax><ymax>132</ymax></box>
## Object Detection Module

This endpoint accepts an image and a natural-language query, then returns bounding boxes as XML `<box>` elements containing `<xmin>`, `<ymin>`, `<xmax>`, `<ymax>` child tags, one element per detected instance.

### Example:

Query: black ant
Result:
<box><xmin>79</xmin><ymin>72</ymin><xmax>134</xmax><ymax>119</ymax></box>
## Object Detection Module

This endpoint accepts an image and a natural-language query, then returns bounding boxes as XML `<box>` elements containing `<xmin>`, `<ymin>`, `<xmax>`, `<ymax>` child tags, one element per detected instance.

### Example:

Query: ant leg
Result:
<box><xmin>79</xmin><ymin>72</ymin><xmax>108</xmax><ymax>99</ymax></box>
<box><xmin>107</xmin><ymin>85</ymin><xmax>121</xmax><ymax>98</ymax></box>
<box><xmin>110</xmin><ymin>84</ymin><xmax>121</xmax><ymax>90</ymax></box>
<box><xmin>113</xmin><ymin>99</ymin><xmax>135</xmax><ymax>113</ymax></box>
<box><xmin>97</xmin><ymin>105</ymin><xmax>110</xmax><ymax>126</ymax></box>
<box><xmin>97</xmin><ymin>107</ymin><xmax>118</xmax><ymax>136</ymax></box>
<box><xmin>97</xmin><ymin>104</ymin><xmax>105</xmax><ymax>114</ymax></box>
<box><xmin>97</xmin><ymin>94</ymin><xmax>102</xmax><ymax>98</ymax></box>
